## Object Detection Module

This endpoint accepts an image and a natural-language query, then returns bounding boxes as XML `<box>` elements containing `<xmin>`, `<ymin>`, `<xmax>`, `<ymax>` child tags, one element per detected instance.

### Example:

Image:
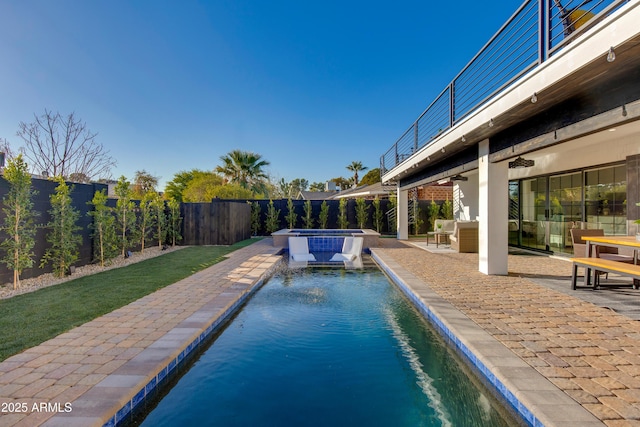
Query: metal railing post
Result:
<box><xmin>539</xmin><ymin>0</ymin><xmax>550</xmax><ymax>63</ymax></box>
<box><xmin>449</xmin><ymin>82</ymin><xmax>455</xmax><ymax>126</ymax></box>
<box><xmin>394</xmin><ymin>143</ymin><xmax>398</xmax><ymax>166</ymax></box>
<box><xmin>413</xmin><ymin>122</ymin><xmax>418</xmax><ymax>152</ymax></box>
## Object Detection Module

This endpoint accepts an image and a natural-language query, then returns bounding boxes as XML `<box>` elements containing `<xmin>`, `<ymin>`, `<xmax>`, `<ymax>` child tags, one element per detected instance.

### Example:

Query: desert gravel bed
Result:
<box><xmin>0</xmin><ymin>245</ymin><xmax>186</xmax><ymax>300</ymax></box>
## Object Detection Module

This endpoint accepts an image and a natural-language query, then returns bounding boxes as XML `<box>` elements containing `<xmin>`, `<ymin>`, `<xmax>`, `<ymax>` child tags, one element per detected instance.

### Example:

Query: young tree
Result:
<box><xmin>355</xmin><ymin>198</ymin><xmax>370</xmax><ymax>229</ymax></box>
<box><xmin>319</xmin><ymin>201</ymin><xmax>329</xmax><ymax>229</ymax></box>
<box><xmin>167</xmin><ymin>198</ymin><xmax>182</xmax><ymax>246</ymax></box>
<box><xmin>40</xmin><ymin>177</ymin><xmax>82</xmax><ymax>277</ymax></box>
<box><xmin>413</xmin><ymin>203</ymin><xmax>424</xmax><ymax>236</ymax></box>
<box><xmin>114</xmin><ymin>176</ymin><xmax>137</xmax><ymax>257</ymax></box>
<box><xmin>373</xmin><ymin>197</ymin><xmax>383</xmax><ymax>232</ymax></box>
<box><xmin>285</xmin><ymin>197</ymin><xmax>297</xmax><ymax>229</ymax></box>
<box><xmin>251</xmin><ymin>201</ymin><xmax>261</xmax><ymax>236</ymax></box>
<box><xmin>150</xmin><ymin>193</ymin><xmax>167</xmax><ymax>248</ymax></box>
<box><xmin>265</xmin><ymin>200</ymin><xmax>281</xmax><ymax>234</ymax></box>
<box><xmin>338</xmin><ymin>198</ymin><xmax>349</xmax><ymax>229</ymax></box>
<box><xmin>17</xmin><ymin>109</ymin><xmax>116</xmax><ymax>181</ymax></box>
<box><xmin>88</xmin><ymin>189</ymin><xmax>118</xmax><ymax>266</ymax></box>
<box><xmin>441</xmin><ymin>197</ymin><xmax>453</xmax><ymax>220</ymax></box>
<box><xmin>0</xmin><ymin>155</ymin><xmax>39</xmax><ymax>289</ymax></box>
<box><xmin>302</xmin><ymin>200</ymin><xmax>314</xmax><ymax>229</ymax></box>
<box><xmin>428</xmin><ymin>200</ymin><xmax>440</xmax><ymax>231</ymax></box>
<box><xmin>137</xmin><ymin>192</ymin><xmax>154</xmax><ymax>252</ymax></box>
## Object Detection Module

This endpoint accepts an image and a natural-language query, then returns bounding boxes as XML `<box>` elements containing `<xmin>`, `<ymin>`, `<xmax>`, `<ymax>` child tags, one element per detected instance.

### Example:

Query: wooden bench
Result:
<box><xmin>571</xmin><ymin>257</ymin><xmax>640</xmax><ymax>290</ymax></box>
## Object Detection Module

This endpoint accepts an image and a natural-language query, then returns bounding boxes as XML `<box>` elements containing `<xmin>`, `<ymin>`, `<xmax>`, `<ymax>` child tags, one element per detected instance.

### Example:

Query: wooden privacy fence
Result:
<box><xmin>181</xmin><ymin>200</ymin><xmax>251</xmax><ymax>245</ymax></box>
<box><xmin>0</xmin><ymin>179</ymin><xmax>251</xmax><ymax>285</ymax></box>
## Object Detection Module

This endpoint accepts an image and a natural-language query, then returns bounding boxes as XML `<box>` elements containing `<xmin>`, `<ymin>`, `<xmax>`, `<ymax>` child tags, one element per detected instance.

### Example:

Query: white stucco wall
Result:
<box><xmin>454</xmin><ymin>174</ymin><xmax>479</xmax><ymax>221</ymax></box>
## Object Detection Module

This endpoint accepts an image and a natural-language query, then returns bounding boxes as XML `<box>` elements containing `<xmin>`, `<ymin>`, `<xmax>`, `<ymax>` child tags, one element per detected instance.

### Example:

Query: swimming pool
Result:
<box><xmin>135</xmin><ymin>266</ymin><xmax>519</xmax><ymax>426</ymax></box>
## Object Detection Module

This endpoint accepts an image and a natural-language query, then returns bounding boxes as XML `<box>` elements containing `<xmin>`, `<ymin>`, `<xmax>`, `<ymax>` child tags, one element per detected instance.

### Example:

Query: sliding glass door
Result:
<box><xmin>509</xmin><ymin>164</ymin><xmax>626</xmax><ymax>254</ymax></box>
<box><xmin>548</xmin><ymin>172</ymin><xmax>582</xmax><ymax>253</ymax></box>
<box><xmin>520</xmin><ymin>177</ymin><xmax>548</xmax><ymax>251</ymax></box>
<box><xmin>585</xmin><ymin>165</ymin><xmax>627</xmax><ymax>235</ymax></box>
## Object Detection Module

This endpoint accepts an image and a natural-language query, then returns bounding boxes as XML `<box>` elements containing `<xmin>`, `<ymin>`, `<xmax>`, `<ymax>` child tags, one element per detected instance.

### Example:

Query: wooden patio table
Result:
<box><xmin>582</xmin><ymin>235</ymin><xmax>640</xmax><ymax>287</ymax></box>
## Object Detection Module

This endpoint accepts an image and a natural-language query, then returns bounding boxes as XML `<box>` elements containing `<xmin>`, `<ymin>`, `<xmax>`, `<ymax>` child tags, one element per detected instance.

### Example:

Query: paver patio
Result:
<box><xmin>2</xmin><ymin>238</ymin><xmax>640</xmax><ymax>426</ymax></box>
<box><xmin>375</xmin><ymin>239</ymin><xmax>640</xmax><ymax>427</ymax></box>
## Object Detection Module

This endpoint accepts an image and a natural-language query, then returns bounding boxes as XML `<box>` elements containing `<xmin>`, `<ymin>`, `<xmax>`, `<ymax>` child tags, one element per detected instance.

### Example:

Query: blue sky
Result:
<box><xmin>0</xmin><ymin>1</ymin><xmax>517</xmax><ymax>189</ymax></box>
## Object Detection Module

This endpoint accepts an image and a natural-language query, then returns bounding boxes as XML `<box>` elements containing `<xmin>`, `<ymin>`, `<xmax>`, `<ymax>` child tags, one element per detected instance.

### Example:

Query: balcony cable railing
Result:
<box><xmin>381</xmin><ymin>0</ymin><xmax>628</xmax><ymax>178</ymax></box>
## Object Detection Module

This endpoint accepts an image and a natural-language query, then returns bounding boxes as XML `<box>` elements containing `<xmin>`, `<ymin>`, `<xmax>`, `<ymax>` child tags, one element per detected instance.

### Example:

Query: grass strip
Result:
<box><xmin>0</xmin><ymin>239</ymin><xmax>259</xmax><ymax>362</ymax></box>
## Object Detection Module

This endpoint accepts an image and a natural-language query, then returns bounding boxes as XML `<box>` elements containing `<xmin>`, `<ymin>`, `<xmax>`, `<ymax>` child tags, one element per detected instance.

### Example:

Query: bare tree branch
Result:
<box><xmin>17</xmin><ymin>110</ymin><xmax>116</xmax><ymax>181</ymax></box>
<box><xmin>0</xmin><ymin>137</ymin><xmax>15</xmax><ymax>161</ymax></box>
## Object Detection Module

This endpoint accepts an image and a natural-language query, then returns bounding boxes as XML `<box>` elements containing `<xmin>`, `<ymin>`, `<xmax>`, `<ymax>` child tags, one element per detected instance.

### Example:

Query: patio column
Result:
<box><xmin>397</xmin><ymin>185</ymin><xmax>409</xmax><ymax>240</ymax></box>
<box><xmin>478</xmin><ymin>139</ymin><xmax>508</xmax><ymax>275</ymax></box>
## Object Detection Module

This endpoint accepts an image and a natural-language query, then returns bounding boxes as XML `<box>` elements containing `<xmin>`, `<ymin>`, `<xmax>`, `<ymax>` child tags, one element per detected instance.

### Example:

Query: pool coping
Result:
<box><xmin>370</xmin><ymin>249</ymin><xmax>604</xmax><ymax>427</ymax></box>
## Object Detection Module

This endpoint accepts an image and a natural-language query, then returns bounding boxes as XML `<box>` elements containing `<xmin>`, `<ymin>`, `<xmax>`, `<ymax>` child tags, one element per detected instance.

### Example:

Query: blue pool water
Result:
<box><xmin>137</xmin><ymin>267</ymin><xmax>518</xmax><ymax>427</ymax></box>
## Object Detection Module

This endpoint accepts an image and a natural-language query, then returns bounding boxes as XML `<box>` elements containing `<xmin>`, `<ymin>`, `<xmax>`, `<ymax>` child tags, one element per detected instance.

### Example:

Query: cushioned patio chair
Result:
<box><xmin>570</xmin><ymin>228</ymin><xmax>634</xmax><ymax>283</ymax></box>
<box><xmin>570</xmin><ymin>228</ymin><xmax>634</xmax><ymax>262</ymax></box>
<box><xmin>288</xmin><ymin>237</ymin><xmax>317</xmax><ymax>262</ymax></box>
<box><xmin>330</xmin><ymin>237</ymin><xmax>364</xmax><ymax>262</ymax></box>
<box><xmin>427</xmin><ymin>219</ymin><xmax>455</xmax><ymax>246</ymax></box>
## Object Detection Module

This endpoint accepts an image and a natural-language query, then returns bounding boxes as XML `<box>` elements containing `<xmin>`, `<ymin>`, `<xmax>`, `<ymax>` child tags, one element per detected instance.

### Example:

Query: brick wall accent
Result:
<box><xmin>417</xmin><ymin>183</ymin><xmax>453</xmax><ymax>201</ymax></box>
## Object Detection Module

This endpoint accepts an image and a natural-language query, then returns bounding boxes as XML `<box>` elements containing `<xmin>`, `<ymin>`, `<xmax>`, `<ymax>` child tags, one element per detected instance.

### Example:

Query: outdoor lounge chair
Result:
<box><xmin>288</xmin><ymin>237</ymin><xmax>317</xmax><ymax>262</ymax></box>
<box><xmin>450</xmin><ymin>221</ymin><xmax>479</xmax><ymax>253</ymax></box>
<box><xmin>330</xmin><ymin>237</ymin><xmax>364</xmax><ymax>262</ymax></box>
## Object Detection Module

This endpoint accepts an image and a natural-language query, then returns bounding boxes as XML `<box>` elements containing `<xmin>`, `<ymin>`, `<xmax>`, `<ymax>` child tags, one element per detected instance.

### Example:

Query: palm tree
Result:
<box><xmin>346</xmin><ymin>161</ymin><xmax>368</xmax><ymax>187</ymax></box>
<box><xmin>215</xmin><ymin>150</ymin><xmax>270</xmax><ymax>195</ymax></box>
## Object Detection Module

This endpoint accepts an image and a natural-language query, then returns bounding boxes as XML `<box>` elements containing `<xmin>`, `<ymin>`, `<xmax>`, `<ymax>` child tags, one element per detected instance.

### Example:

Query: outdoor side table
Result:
<box><xmin>427</xmin><ymin>232</ymin><xmax>450</xmax><ymax>248</ymax></box>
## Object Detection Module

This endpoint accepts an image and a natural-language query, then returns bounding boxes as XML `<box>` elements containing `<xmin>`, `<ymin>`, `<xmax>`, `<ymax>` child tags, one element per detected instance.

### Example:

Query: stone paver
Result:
<box><xmin>0</xmin><ymin>239</ymin><xmax>281</xmax><ymax>427</ymax></box>
<box><xmin>374</xmin><ymin>240</ymin><xmax>640</xmax><ymax>426</ymax></box>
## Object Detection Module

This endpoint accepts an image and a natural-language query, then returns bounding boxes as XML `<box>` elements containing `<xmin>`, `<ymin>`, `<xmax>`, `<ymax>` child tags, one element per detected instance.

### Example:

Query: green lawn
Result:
<box><xmin>0</xmin><ymin>239</ymin><xmax>258</xmax><ymax>362</ymax></box>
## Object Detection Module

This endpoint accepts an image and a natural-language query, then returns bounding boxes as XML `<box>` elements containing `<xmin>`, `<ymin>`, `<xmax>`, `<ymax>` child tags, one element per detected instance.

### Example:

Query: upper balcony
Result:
<box><xmin>380</xmin><ymin>0</ymin><xmax>635</xmax><ymax>183</ymax></box>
